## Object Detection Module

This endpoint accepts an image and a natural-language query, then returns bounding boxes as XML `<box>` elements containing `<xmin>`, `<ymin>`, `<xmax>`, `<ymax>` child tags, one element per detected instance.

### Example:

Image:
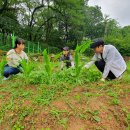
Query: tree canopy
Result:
<box><xmin>0</xmin><ymin>0</ymin><xmax>130</xmax><ymax>55</ymax></box>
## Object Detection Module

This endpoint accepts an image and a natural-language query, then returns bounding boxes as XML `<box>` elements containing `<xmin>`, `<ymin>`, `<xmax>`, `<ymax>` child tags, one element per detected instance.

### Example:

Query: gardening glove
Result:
<box><xmin>100</xmin><ymin>78</ymin><xmax>105</xmax><ymax>82</ymax></box>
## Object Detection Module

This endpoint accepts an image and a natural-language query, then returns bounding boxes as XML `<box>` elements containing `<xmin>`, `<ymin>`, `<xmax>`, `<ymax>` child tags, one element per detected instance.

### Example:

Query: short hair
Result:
<box><xmin>14</xmin><ymin>38</ymin><xmax>25</xmax><ymax>49</ymax></box>
<box><xmin>90</xmin><ymin>39</ymin><xmax>104</xmax><ymax>48</ymax></box>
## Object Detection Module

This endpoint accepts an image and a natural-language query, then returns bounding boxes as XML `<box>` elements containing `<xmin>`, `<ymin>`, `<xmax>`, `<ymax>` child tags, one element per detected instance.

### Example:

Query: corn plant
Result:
<box><xmin>20</xmin><ymin>59</ymin><xmax>34</xmax><ymax>82</ymax></box>
<box><xmin>12</xmin><ymin>32</ymin><xmax>15</xmax><ymax>48</ymax></box>
<box><xmin>74</xmin><ymin>39</ymin><xmax>92</xmax><ymax>81</ymax></box>
<box><xmin>0</xmin><ymin>57</ymin><xmax>7</xmax><ymax>77</ymax></box>
<box><xmin>43</xmin><ymin>49</ymin><xmax>52</xmax><ymax>84</ymax></box>
<box><xmin>74</xmin><ymin>47</ymin><xmax>81</xmax><ymax>80</ymax></box>
<box><xmin>55</xmin><ymin>52</ymin><xmax>62</xmax><ymax>60</ymax></box>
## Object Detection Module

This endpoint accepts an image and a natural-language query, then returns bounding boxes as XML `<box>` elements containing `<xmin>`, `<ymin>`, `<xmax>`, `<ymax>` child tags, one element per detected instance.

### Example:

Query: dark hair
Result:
<box><xmin>90</xmin><ymin>39</ymin><xmax>104</xmax><ymax>48</ymax></box>
<box><xmin>14</xmin><ymin>38</ymin><xmax>25</xmax><ymax>49</ymax></box>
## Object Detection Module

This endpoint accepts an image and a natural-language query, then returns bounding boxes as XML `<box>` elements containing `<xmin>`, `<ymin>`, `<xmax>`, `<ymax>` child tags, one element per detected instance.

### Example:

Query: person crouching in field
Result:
<box><xmin>60</xmin><ymin>46</ymin><xmax>74</xmax><ymax>69</ymax></box>
<box><xmin>3</xmin><ymin>38</ymin><xmax>28</xmax><ymax>80</ymax></box>
<box><xmin>84</xmin><ymin>39</ymin><xmax>126</xmax><ymax>81</ymax></box>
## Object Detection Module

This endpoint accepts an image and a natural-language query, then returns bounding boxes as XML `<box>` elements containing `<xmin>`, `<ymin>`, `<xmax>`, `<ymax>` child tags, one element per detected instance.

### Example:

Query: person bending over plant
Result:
<box><xmin>84</xmin><ymin>39</ymin><xmax>126</xmax><ymax>81</ymax></box>
<box><xmin>60</xmin><ymin>46</ymin><xmax>74</xmax><ymax>69</ymax></box>
<box><xmin>3</xmin><ymin>38</ymin><xmax>28</xmax><ymax>80</ymax></box>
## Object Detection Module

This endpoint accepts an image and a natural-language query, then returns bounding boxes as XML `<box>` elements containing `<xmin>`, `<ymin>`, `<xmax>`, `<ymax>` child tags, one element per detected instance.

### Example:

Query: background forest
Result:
<box><xmin>0</xmin><ymin>0</ymin><xmax>130</xmax><ymax>55</ymax></box>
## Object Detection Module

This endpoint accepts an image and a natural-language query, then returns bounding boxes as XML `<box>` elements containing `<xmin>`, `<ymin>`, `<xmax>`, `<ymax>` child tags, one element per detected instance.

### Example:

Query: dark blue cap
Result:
<box><xmin>90</xmin><ymin>39</ymin><xmax>104</xmax><ymax>48</ymax></box>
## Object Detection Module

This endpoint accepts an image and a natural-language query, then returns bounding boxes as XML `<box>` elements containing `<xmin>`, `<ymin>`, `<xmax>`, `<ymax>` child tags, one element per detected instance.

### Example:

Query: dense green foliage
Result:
<box><xmin>105</xmin><ymin>35</ymin><xmax>130</xmax><ymax>56</ymax></box>
<box><xmin>0</xmin><ymin>0</ymin><xmax>130</xmax><ymax>55</ymax></box>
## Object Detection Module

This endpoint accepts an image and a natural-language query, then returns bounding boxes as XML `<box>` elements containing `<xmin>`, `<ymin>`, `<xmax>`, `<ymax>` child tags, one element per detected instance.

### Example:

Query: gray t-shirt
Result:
<box><xmin>60</xmin><ymin>54</ymin><xmax>74</xmax><ymax>68</ymax></box>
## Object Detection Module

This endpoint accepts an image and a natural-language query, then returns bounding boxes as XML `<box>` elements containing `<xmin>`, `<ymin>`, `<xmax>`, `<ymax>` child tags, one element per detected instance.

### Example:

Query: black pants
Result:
<box><xmin>95</xmin><ymin>60</ymin><xmax>116</xmax><ymax>80</ymax></box>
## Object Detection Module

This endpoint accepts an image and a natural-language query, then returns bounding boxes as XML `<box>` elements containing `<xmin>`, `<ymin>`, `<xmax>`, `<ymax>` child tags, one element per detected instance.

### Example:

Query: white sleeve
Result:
<box><xmin>69</xmin><ymin>55</ymin><xmax>73</xmax><ymax>61</ymax></box>
<box><xmin>84</xmin><ymin>54</ymin><xmax>98</xmax><ymax>69</ymax></box>
<box><xmin>69</xmin><ymin>55</ymin><xmax>75</xmax><ymax>67</ymax></box>
<box><xmin>7</xmin><ymin>50</ymin><xmax>14</xmax><ymax>59</ymax></box>
<box><xmin>61</xmin><ymin>61</ymin><xmax>65</xmax><ymax>69</ymax></box>
<box><xmin>71</xmin><ymin>61</ymin><xmax>75</xmax><ymax>67</ymax></box>
<box><xmin>23</xmin><ymin>52</ymin><xmax>28</xmax><ymax>61</ymax></box>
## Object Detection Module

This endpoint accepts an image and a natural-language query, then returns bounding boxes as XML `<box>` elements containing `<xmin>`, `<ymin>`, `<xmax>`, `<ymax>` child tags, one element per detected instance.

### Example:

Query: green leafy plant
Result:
<box><xmin>54</xmin><ymin>52</ymin><xmax>62</xmax><ymax>61</ymax></box>
<box><xmin>20</xmin><ymin>59</ymin><xmax>34</xmax><ymax>76</ymax></box>
<box><xmin>12</xmin><ymin>32</ymin><xmax>16</xmax><ymax>48</ymax></box>
<box><xmin>28</xmin><ymin>71</ymin><xmax>44</xmax><ymax>84</ymax></box>
<box><xmin>87</xmin><ymin>109</ymin><xmax>101</xmax><ymax>123</ymax></box>
<box><xmin>50</xmin><ymin>107</ymin><xmax>62</xmax><ymax>119</ymax></box>
<box><xmin>12</xmin><ymin>121</ymin><xmax>24</xmax><ymax>130</ymax></box>
<box><xmin>110</xmin><ymin>98</ymin><xmax>120</xmax><ymax>105</ymax></box>
<box><xmin>127</xmin><ymin>113</ymin><xmax>130</xmax><ymax>121</ymax></box>
<box><xmin>75</xmin><ymin>94</ymin><xmax>81</xmax><ymax>102</ymax></box>
<box><xmin>84</xmin><ymin>92</ymin><xmax>102</xmax><ymax>98</ymax></box>
<box><xmin>81</xmin><ymin>69</ymin><xmax>101</xmax><ymax>82</ymax></box>
<box><xmin>58</xmin><ymin>118</ymin><xmax>68</xmax><ymax>129</ymax></box>
<box><xmin>126</xmin><ymin>113</ymin><xmax>130</xmax><ymax>130</ymax></box>
<box><xmin>107</xmin><ymin>91</ymin><xmax>119</xmax><ymax>98</ymax></box>
<box><xmin>35</xmin><ymin>87</ymin><xmax>56</xmax><ymax>105</ymax></box>
<box><xmin>20</xmin><ymin>59</ymin><xmax>34</xmax><ymax>83</ymax></box>
<box><xmin>42</xmin><ymin>128</ymin><xmax>51</xmax><ymax>130</ymax></box>
<box><xmin>0</xmin><ymin>57</ymin><xmax>7</xmax><ymax>76</ymax></box>
<box><xmin>43</xmin><ymin>49</ymin><xmax>52</xmax><ymax>84</ymax></box>
<box><xmin>74</xmin><ymin>40</ymin><xmax>92</xmax><ymax>82</ymax></box>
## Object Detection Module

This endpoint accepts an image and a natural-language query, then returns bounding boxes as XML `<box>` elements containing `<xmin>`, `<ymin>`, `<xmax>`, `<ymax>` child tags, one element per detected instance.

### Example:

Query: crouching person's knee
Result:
<box><xmin>3</xmin><ymin>69</ymin><xmax>10</xmax><ymax>78</ymax></box>
<box><xmin>3</xmin><ymin>65</ymin><xmax>12</xmax><ymax>78</ymax></box>
<box><xmin>95</xmin><ymin>61</ymin><xmax>98</xmax><ymax>66</ymax></box>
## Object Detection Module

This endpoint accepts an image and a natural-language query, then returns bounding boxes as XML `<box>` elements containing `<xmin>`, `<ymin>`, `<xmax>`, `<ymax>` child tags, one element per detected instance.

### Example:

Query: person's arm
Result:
<box><xmin>6</xmin><ymin>51</ymin><xmax>12</xmax><ymax>62</ymax></box>
<box><xmin>60</xmin><ymin>55</ymin><xmax>64</xmax><ymax>61</ymax></box>
<box><xmin>71</xmin><ymin>61</ymin><xmax>74</xmax><ymax>67</ymax></box>
<box><xmin>84</xmin><ymin>54</ymin><xmax>98</xmax><ymax>69</ymax></box>
<box><xmin>69</xmin><ymin>55</ymin><xmax>74</xmax><ymax>67</ymax></box>
<box><xmin>18</xmin><ymin>52</ymin><xmax>29</xmax><ymax>73</ymax></box>
<box><xmin>102</xmin><ymin>48</ymin><xmax>115</xmax><ymax>79</ymax></box>
<box><xmin>60</xmin><ymin>61</ymin><xmax>65</xmax><ymax>70</ymax></box>
<box><xmin>23</xmin><ymin>52</ymin><xmax>28</xmax><ymax>62</ymax></box>
<box><xmin>60</xmin><ymin>55</ymin><xmax>65</xmax><ymax>69</ymax></box>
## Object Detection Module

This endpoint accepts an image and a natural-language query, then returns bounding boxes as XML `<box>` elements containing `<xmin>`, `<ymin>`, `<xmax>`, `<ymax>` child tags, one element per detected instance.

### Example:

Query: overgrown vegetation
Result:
<box><xmin>43</xmin><ymin>49</ymin><xmax>52</xmax><ymax>84</ymax></box>
<box><xmin>0</xmin><ymin>58</ymin><xmax>129</xmax><ymax>129</ymax></box>
<box><xmin>0</xmin><ymin>29</ymin><xmax>129</xmax><ymax>129</ymax></box>
<box><xmin>0</xmin><ymin>58</ymin><xmax>6</xmax><ymax>76</ymax></box>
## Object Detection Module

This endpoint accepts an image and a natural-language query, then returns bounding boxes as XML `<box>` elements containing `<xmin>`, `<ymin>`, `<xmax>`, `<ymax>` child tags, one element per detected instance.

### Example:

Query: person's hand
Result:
<box><xmin>71</xmin><ymin>66</ymin><xmax>75</xmax><ymax>69</ymax></box>
<box><xmin>60</xmin><ymin>62</ymin><xmax>64</xmax><ymax>70</ymax></box>
<box><xmin>84</xmin><ymin>64</ymin><xmax>89</xmax><ymax>69</ymax></box>
<box><xmin>19</xmin><ymin>66</ymin><xmax>24</xmax><ymax>73</ymax></box>
<box><xmin>100</xmin><ymin>78</ymin><xmax>105</xmax><ymax>82</ymax></box>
